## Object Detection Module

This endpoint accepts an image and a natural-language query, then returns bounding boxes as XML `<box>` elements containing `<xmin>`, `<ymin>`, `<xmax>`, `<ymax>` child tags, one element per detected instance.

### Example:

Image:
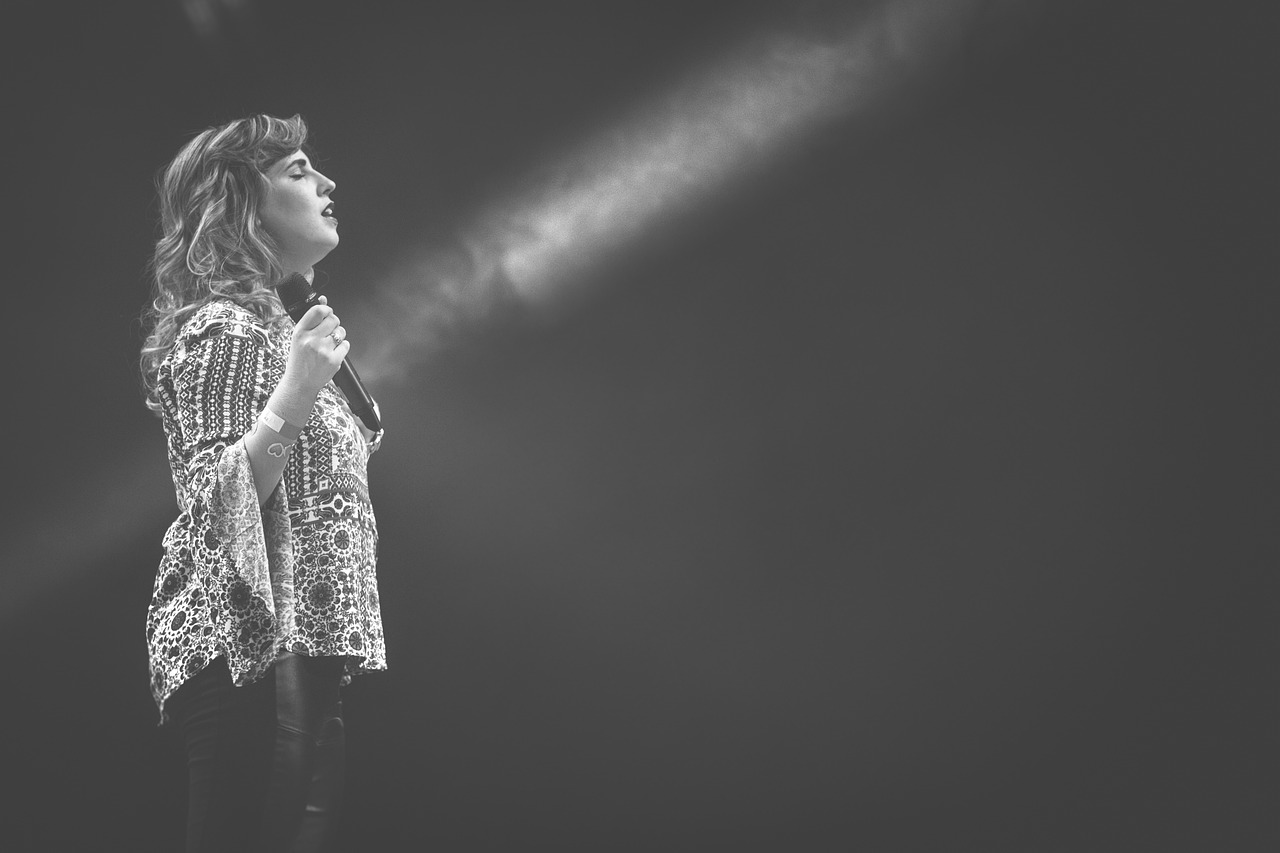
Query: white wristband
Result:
<box><xmin>259</xmin><ymin>406</ymin><xmax>297</xmax><ymax>434</ymax></box>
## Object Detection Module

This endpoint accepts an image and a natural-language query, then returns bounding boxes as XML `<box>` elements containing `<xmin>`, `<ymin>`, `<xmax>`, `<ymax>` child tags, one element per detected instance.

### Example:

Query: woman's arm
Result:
<box><xmin>243</xmin><ymin>295</ymin><xmax>348</xmax><ymax>504</ymax></box>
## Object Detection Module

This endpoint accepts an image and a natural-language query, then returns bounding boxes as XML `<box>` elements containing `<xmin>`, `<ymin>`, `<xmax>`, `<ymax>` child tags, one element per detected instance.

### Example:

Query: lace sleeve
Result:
<box><xmin>164</xmin><ymin>307</ymin><xmax>294</xmax><ymax>686</ymax></box>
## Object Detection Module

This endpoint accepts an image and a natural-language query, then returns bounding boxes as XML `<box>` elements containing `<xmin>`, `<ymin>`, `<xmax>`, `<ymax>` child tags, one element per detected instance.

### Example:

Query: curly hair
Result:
<box><xmin>139</xmin><ymin>114</ymin><xmax>311</xmax><ymax>414</ymax></box>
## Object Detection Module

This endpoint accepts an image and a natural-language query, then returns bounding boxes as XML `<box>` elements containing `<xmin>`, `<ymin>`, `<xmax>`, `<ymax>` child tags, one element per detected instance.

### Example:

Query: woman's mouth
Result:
<box><xmin>322</xmin><ymin>202</ymin><xmax>337</xmax><ymax>224</ymax></box>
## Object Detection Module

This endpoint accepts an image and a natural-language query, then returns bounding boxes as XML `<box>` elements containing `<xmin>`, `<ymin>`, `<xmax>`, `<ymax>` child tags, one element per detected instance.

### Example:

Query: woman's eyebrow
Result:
<box><xmin>275</xmin><ymin>156</ymin><xmax>308</xmax><ymax>174</ymax></box>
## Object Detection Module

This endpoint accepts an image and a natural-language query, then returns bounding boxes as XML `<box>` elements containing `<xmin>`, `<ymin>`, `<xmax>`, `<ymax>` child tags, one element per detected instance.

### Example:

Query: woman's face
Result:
<box><xmin>259</xmin><ymin>150</ymin><xmax>339</xmax><ymax>273</ymax></box>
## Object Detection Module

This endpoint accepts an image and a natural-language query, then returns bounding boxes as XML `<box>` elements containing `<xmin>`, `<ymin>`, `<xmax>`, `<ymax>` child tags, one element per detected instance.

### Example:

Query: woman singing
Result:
<box><xmin>140</xmin><ymin>114</ymin><xmax>386</xmax><ymax>852</ymax></box>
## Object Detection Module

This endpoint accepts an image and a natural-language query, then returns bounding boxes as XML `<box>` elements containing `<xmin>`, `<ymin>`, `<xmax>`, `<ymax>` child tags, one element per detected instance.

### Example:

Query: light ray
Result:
<box><xmin>1</xmin><ymin>447</ymin><xmax>174</xmax><ymax>625</ymax></box>
<box><xmin>5</xmin><ymin>0</ymin><xmax>1043</xmax><ymax>622</ymax></box>
<box><xmin>352</xmin><ymin>0</ymin><xmax>1038</xmax><ymax>384</ymax></box>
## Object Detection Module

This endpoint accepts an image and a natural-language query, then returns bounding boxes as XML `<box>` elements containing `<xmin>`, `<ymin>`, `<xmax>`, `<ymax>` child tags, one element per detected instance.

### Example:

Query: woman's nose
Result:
<box><xmin>318</xmin><ymin>172</ymin><xmax>336</xmax><ymax>195</ymax></box>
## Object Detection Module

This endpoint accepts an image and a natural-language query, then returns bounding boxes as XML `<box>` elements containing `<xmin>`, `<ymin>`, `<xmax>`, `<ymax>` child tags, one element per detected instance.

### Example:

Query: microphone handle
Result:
<box><xmin>276</xmin><ymin>273</ymin><xmax>382</xmax><ymax>433</ymax></box>
<box><xmin>334</xmin><ymin>360</ymin><xmax>381</xmax><ymax>432</ymax></box>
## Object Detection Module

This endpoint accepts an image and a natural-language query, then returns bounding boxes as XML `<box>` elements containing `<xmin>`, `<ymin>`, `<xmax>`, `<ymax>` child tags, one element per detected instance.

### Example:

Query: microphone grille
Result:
<box><xmin>276</xmin><ymin>273</ymin><xmax>316</xmax><ymax>321</ymax></box>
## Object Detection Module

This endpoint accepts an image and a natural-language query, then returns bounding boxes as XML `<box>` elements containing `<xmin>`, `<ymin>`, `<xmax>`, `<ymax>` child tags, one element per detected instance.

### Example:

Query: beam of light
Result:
<box><xmin>4</xmin><ymin>0</ymin><xmax>1043</xmax><ymax>624</ymax></box>
<box><xmin>180</xmin><ymin>0</ymin><xmax>258</xmax><ymax>43</ymax></box>
<box><xmin>351</xmin><ymin>0</ymin><xmax>1041</xmax><ymax>385</ymax></box>
<box><xmin>0</xmin><ymin>446</ymin><xmax>175</xmax><ymax>626</ymax></box>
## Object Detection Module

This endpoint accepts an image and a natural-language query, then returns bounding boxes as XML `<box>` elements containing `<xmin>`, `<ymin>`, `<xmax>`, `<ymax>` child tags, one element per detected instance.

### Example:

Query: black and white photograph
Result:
<box><xmin>2</xmin><ymin>1</ymin><xmax>1273</xmax><ymax>850</ymax></box>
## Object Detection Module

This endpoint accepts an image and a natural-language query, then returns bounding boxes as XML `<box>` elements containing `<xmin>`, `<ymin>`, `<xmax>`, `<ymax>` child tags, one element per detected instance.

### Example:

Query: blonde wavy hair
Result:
<box><xmin>140</xmin><ymin>114</ymin><xmax>311</xmax><ymax>414</ymax></box>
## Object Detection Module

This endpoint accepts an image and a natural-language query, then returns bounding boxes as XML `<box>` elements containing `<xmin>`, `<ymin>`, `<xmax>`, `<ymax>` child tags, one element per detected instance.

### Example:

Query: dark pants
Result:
<box><xmin>169</xmin><ymin>654</ymin><xmax>347</xmax><ymax>853</ymax></box>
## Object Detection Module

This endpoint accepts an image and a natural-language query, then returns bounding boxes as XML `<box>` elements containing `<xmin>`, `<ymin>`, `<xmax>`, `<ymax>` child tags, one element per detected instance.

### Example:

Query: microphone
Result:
<box><xmin>276</xmin><ymin>273</ymin><xmax>382</xmax><ymax>433</ymax></box>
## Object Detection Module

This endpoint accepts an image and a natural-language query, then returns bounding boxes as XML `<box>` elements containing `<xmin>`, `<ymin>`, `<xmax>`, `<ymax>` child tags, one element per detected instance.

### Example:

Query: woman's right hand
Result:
<box><xmin>246</xmin><ymin>295</ymin><xmax>348</xmax><ymax>504</ymax></box>
<box><xmin>283</xmin><ymin>295</ymin><xmax>350</xmax><ymax>396</ymax></box>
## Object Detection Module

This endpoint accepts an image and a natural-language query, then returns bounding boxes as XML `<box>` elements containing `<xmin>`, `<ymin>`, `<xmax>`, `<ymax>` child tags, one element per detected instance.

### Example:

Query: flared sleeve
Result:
<box><xmin>147</xmin><ymin>302</ymin><xmax>294</xmax><ymax>717</ymax></box>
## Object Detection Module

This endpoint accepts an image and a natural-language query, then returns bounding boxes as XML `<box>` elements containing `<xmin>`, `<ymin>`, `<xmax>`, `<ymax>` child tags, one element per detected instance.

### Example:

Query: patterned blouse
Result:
<box><xmin>146</xmin><ymin>299</ymin><xmax>386</xmax><ymax>723</ymax></box>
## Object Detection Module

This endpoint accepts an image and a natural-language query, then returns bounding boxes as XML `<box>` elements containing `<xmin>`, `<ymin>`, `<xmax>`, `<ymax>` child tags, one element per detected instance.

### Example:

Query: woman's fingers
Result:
<box><xmin>296</xmin><ymin>311</ymin><xmax>342</xmax><ymax>347</ymax></box>
<box><xmin>297</xmin><ymin>301</ymin><xmax>335</xmax><ymax>332</ymax></box>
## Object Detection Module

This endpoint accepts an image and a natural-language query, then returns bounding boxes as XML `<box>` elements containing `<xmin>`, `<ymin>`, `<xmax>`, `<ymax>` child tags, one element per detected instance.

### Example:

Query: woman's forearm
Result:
<box><xmin>243</xmin><ymin>381</ymin><xmax>319</xmax><ymax>505</ymax></box>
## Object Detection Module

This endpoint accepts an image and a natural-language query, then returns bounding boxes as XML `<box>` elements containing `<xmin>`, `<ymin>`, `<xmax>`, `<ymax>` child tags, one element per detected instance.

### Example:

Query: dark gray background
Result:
<box><xmin>2</xmin><ymin>1</ymin><xmax>1273</xmax><ymax>850</ymax></box>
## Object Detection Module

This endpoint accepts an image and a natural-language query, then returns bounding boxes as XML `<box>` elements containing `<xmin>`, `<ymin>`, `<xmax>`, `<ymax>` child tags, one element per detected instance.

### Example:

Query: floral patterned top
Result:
<box><xmin>146</xmin><ymin>299</ymin><xmax>386</xmax><ymax>723</ymax></box>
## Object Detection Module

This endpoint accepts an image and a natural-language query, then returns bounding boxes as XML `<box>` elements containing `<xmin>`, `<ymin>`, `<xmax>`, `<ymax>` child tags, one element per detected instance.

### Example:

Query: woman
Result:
<box><xmin>140</xmin><ymin>114</ymin><xmax>386</xmax><ymax>852</ymax></box>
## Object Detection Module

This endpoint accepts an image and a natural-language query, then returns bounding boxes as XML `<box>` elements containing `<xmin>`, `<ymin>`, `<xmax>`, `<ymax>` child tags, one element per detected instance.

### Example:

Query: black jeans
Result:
<box><xmin>169</xmin><ymin>654</ymin><xmax>347</xmax><ymax>853</ymax></box>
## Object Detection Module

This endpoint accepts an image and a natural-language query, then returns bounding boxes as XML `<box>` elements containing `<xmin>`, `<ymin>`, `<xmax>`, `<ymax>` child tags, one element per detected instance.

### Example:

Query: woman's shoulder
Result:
<box><xmin>178</xmin><ymin>299</ymin><xmax>273</xmax><ymax>347</ymax></box>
